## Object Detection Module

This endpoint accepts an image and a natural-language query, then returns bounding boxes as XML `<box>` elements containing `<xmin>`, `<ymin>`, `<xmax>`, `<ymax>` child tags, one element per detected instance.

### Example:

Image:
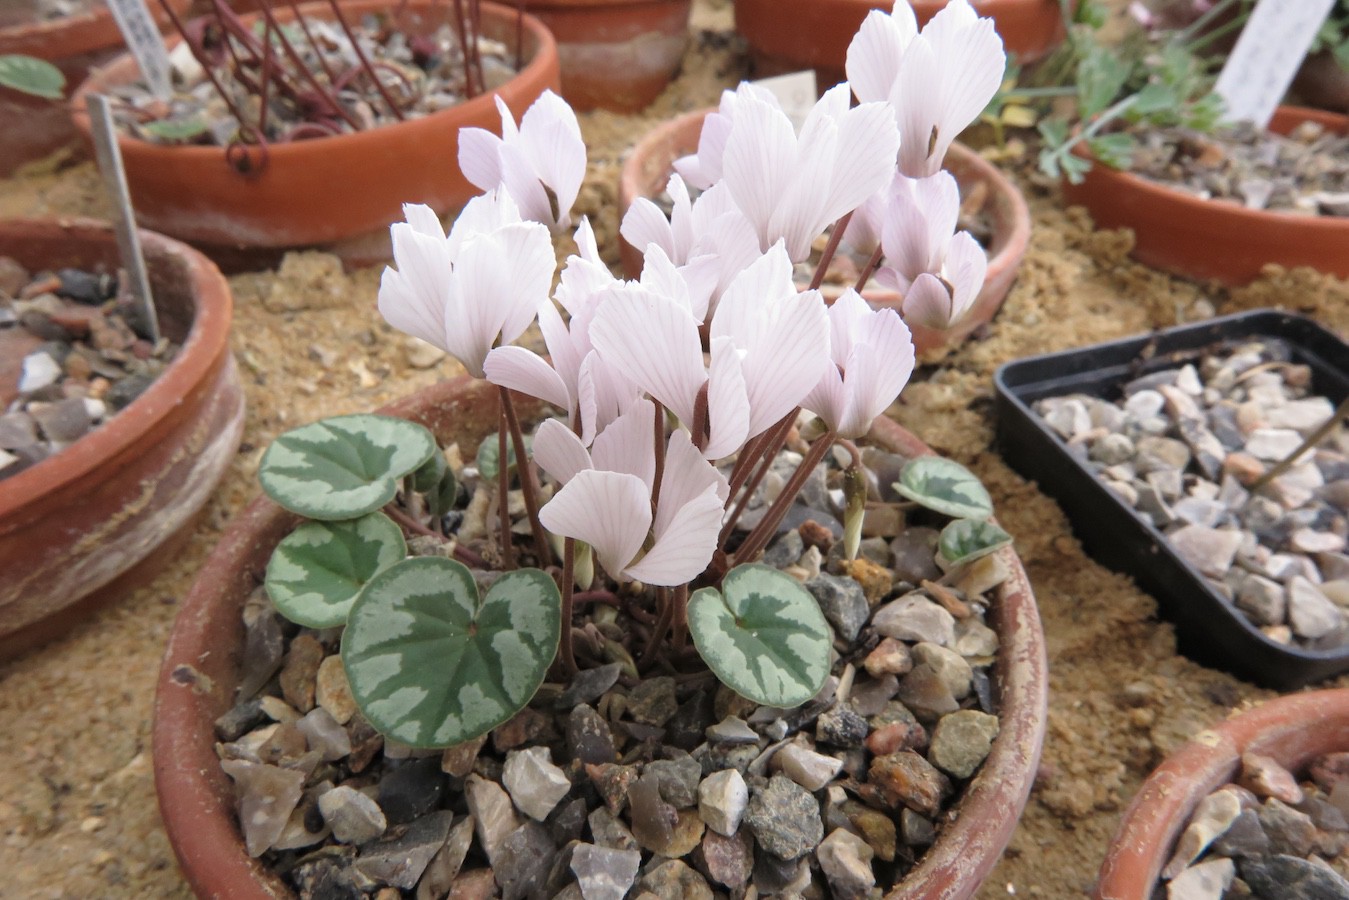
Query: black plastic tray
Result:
<box><xmin>994</xmin><ymin>309</ymin><xmax>1349</xmax><ymax>689</ymax></box>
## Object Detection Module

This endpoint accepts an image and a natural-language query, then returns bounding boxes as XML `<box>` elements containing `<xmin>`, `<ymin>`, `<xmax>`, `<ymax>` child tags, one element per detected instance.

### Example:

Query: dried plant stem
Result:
<box><xmin>559</xmin><ymin>538</ymin><xmax>578</xmax><ymax>675</ymax></box>
<box><xmin>733</xmin><ymin>428</ymin><xmax>838</xmax><ymax>565</ymax></box>
<box><xmin>497</xmin><ymin>406</ymin><xmax>513</xmax><ymax>569</ymax></box>
<box><xmin>500</xmin><ymin>387</ymin><xmax>553</xmax><ymax>566</ymax></box>
<box><xmin>154</xmin><ymin>0</ymin><xmax>255</xmax><ymax>132</ymax></box>
<box><xmin>514</xmin><ymin>0</ymin><xmax>524</xmax><ymax>71</ymax></box>
<box><xmin>285</xmin><ymin>0</ymin><xmax>341</xmax><ymax>86</ymax></box>
<box><xmin>451</xmin><ymin>0</ymin><xmax>475</xmax><ymax>96</ymax></box>
<box><xmin>854</xmin><ymin>243</ymin><xmax>885</xmax><ymax>292</ymax></box>
<box><xmin>326</xmin><ymin>0</ymin><xmax>405</xmax><ymax>120</ymax></box>
<box><xmin>469</xmin><ymin>0</ymin><xmax>484</xmax><ymax>98</ymax></box>
<box><xmin>1249</xmin><ymin>395</ymin><xmax>1349</xmax><ymax>492</ymax></box>
<box><xmin>252</xmin><ymin>0</ymin><xmax>363</xmax><ymax>130</ymax></box>
<box><xmin>809</xmin><ymin>212</ymin><xmax>852</xmax><ymax>291</ymax></box>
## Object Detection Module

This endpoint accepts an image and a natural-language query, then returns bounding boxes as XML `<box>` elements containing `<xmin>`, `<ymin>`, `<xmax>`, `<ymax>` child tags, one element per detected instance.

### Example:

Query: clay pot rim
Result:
<box><xmin>615</xmin><ymin>107</ymin><xmax>1033</xmax><ymax>306</ymax></box>
<box><xmin>1071</xmin><ymin>105</ymin><xmax>1349</xmax><ymax>233</ymax></box>
<box><xmin>69</xmin><ymin>0</ymin><xmax>558</xmax><ymax>165</ymax></box>
<box><xmin>0</xmin><ymin>0</ymin><xmax>190</xmax><ymax>61</ymax></box>
<box><xmin>522</xmin><ymin>0</ymin><xmax>683</xmax><ymax>8</ymax></box>
<box><xmin>154</xmin><ymin>376</ymin><xmax>1047</xmax><ymax>899</ymax></box>
<box><xmin>1094</xmin><ymin>688</ymin><xmax>1349</xmax><ymax>899</ymax></box>
<box><xmin>0</xmin><ymin>217</ymin><xmax>232</xmax><ymax>519</ymax></box>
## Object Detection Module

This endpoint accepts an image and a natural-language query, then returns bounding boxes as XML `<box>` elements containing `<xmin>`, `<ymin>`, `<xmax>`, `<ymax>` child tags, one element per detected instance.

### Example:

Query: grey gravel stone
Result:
<box><xmin>353</xmin><ymin>809</ymin><xmax>454</xmax><ymax>889</ymax></box>
<box><xmin>318</xmin><ymin>785</ymin><xmax>386</xmax><ymax>845</ymax></box>
<box><xmin>743</xmin><ymin>775</ymin><xmax>823</xmax><ymax>860</ymax></box>
<box><xmin>807</xmin><ymin>573</ymin><xmax>870</xmax><ymax>642</ymax></box>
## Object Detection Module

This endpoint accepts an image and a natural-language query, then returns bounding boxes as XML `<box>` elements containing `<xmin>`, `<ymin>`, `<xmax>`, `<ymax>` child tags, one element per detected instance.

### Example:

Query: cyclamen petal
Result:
<box><xmin>703</xmin><ymin>336</ymin><xmax>751</xmax><ymax>460</ymax></box>
<box><xmin>944</xmin><ymin>230</ymin><xmax>988</xmax><ymax>325</ymax></box>
<box><xmin>483</xmin><ymin>346</ymin><xmax>571</xmax><ymax>411</ymax></box>
<box><xmin>591</xmin><ymin>398</ymin><xmax>656</xmax><ymax>491</ymax></box>
<box><xmin>589</xmin><ymin>284</ymin><xmax>706</xmax><ymax>427</ymax></box>
<box><xmin>900</xmin><ymin>272</ymin><xmax>954</xmax><ymax>330</ymax></box>
<box><xmin>516</xmin><ymin>90</ymin><xmax>586</xmax><ymax>226</ymax></box>
<box><xmin>654</xmin><ymin>429</ymin><xmax>730</xmax><ymax>537</ymax></box>
<box><xmin>539</xmin><ymin>470</ymin><xmax>651</xmax><ymax>581</ymax></box>
<box><xmin>623</xmin><ymin>486</ymin><xmax>724</xmax><ymax>586</ymax></box>
<box><xmin>845</xmin><ymin>4</ymin><xmax>918</xmax><ymax>104</ymax></box>
<box><xmin>378</xmin><ymin>210</ymin><xmax>452</xmax><ymax>351</ymax></box>
<box><xmin>533</xmin><ymin>418</ymin><xmax>592</xmax><ymax>485</ymax></box>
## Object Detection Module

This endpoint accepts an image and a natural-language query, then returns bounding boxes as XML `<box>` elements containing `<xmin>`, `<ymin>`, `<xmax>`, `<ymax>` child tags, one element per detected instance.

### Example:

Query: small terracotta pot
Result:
<box><xmin>1292</xmin><ymin>51</ymin><xmax>1349</xmax><ymax>115</ymax></box>
<box><xmin>1095</xmin><ymin>689</ymin><xmax>1349</xmax><ymax>899</ymax></box>
<box><xmin>1062</xmin><ymin>106</ymin><xmax>1349</xmax><ymax>286</ymax></box>
<box><xmin>0</xmin><ymin>218</ymin><xmax>243</xmax><ymax>661</ymax></box>
<box><xmin>69</xmin><ymin>0</ymin><xmax>560</xmax><ymax>251</ymax></box>
<box><xmin>0</xmin><ymin>0</ymin><xmax>189</xmax><ymax>176</ymax></box>
<box><xmin>735</xmin><ymin>0</ymin><xmax>1066</xmax><ymax>89</ymax></box>
<box><xmin>154</xmin><ymin>374</ymin><xmax>1047</xmax><ymax>898</ymax></box>
<box><xmin>617</xmin><ymin>108</ymin><xmax>1033</xmax><ymax>356</ymax></box>
<box><xmin>522</xmin><ymin>0</ymin><xmax>690</xmax><ymax>112</ymax></box>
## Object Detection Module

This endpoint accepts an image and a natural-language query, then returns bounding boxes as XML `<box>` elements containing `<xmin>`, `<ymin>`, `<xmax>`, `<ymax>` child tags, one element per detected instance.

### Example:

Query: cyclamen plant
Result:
<box><xmin>258</xmin><ymin>0</ymin><xmax>1012</xmax><ymax>749</ymax></box>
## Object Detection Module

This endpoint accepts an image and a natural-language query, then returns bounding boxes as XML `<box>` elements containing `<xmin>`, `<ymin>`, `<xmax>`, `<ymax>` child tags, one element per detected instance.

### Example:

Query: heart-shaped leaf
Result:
<box><xmin>893</xmin><ymin>457</ymin><xmax>993</xmax><ymax>520</ymax></box>
<box><xmin>938</xmin><ymin>518</ymin><xmax>1013</xmax><ymax>567</ymax></box>
<box><xmin>687</xmin><ymin>564</ymin><xmax>831</xmax><ymax>708</ymax></box>
<box><xmin>0</xmin><ymin>54</ymin><xmax>64</xmax><ymax>99</ymax></box>
<box><xmin>412</xmin><ymin>450</ymin><xmax>446</xmax><ymax>493</ymax></box>
<box><xmin>260</xmin><ymin>414</ymin><xmax>436</xmax><ymax>520</ymax></box>
<box><xmin>476</xmin><ymin>432</ymin><xmax>525</xmax><ymax>482</ymax></box>
<box><xmin>265</xmin><ymin>512</ymin><xmax>406</xmax><ymax>628</ymax></box>
<box><xmin>342</xmin><ymin>557</ymin><xmax>561</xmax><ymax>747</ymax></box>
<box><xmin>141</xmin><ymin>116</ymin><xmax>210</xmax><ymax>142</ymax></box>
<box><xmin>426</xmin><ymin>466</ymin><xmax>460</xmax><ymax>520</ymax></box>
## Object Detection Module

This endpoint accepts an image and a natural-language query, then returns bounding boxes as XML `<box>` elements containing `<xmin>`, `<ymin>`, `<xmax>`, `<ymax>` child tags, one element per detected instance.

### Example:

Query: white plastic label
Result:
<box><xmin>751</xmin><ymin>70</ymin><xmax>818</xmax><ymax>130</ymax></box>
<box><xmin>105</xmin><ymin>0</ymin><xmax>173</xmax><ymax>100</ymax></box>
<box><xmin>1213</xmin><ymin>0</ymin><xmax>1334</xmax><ymax>128</ymax></box>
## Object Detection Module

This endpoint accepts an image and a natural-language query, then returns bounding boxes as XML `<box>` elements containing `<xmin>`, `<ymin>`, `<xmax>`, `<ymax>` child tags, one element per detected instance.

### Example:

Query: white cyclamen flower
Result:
<box><xmin>873</xmin><ymin>172</ymin><xmax>987</xmax><ymax>331</ymax></box>
<box><xmin>718</xmin><ymin>82</ymin><xmax>900</xmax><ymax>262</ymax></box>
<box><xmin>801</xmin><ymin>288</ymin><xmax>915</xmax><ymax>438</ymax></box>
<box><xmin>846</xmin><ymin>0</ymin><xmax>1005</xmax><ymax>177</ymax></box>
<box><xmin>378</xmin><ymin>193</ymin><xmax>554</xmax><ymax>378</ymax></box>
<box><xmin>458</xmin><ymin>89</ymin><xmax>587</xmax><ymax>228</ymax></box>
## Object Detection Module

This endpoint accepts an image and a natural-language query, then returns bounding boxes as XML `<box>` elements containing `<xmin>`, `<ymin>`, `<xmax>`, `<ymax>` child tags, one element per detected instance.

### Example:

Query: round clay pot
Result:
<box><xmin>735</xmin><ymin>0</ymin><xmax>1066</xmax><ymax>89</ymax></box>
<box><xmin>0</xmin><ymin>0</ymin><xmax>189</xmax><ymax>176</ymax></box>
<box><xmin>1095</xmin><ymin>689</ymin><xmax>1349</xmax><ymax>899</ymax></box>
<box><xmin>154</xmin><ymin>375</ymin><xmax>1046</xmax><ymax>898</ymax></box>
<box><xmin>1062</xmin><ymin>106</ymin><xmax>1349</xmax><ymax>286</ymax></box>
<box><xmin>1292</xmin><ymin>51</ymin><xmax>1349</xmax><ymax>114</ymax></box>
<box><xmin>0</xmin><ymin>217</ymin><xmax>244</xmax><ymax>661</ymax></box>
<box><xmin>522</xmin><ymin>0</ymin><xmax>691</xmax><ymax>112</ymax></box>
<box><xmin>69</xmin><ymin>0</ymin><xmax>560</xmax><ymax>250</ymax></box>
<box><xmin>617</xmin><ymin>108</ymin><xmax>1033</xmax><ymax>356</ymax></box>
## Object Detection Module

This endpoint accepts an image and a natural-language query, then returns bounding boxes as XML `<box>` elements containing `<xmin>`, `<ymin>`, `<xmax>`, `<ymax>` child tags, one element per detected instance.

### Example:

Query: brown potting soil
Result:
<box><xmin>2</xmin><ymin>0</ymin><xmax>1348</xmax><ymax>897</ymax></box>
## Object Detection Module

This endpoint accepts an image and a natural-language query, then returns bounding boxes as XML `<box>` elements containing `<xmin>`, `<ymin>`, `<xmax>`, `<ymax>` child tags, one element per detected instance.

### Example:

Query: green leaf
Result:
<box><xmin>1059</xmin><ymin>152</ymin><xmax>1093</xmax><ymax>184</ymax></box>
<box><xmin>687</xmin><ymin>564</ymin><xmax>831</xmax><ymax>708</ymax></box>
<box><xmin>426</xmin><ymin>466</ymin><xmax>459</xmax><ymax>520</ymax></box>
<box><xmin>1075</xmin><ymin>43</ymin><xmax>1131</xmax><ymax>118</ymax></box>
<box><xmin>342</xmin><ymin>556</ymin><xmax>560</xmax><ymax>747</ymax></box>
<box><xmin>1087</xmin><ymin>132</ymin><xmax>1135</xmax><ymax>170</ymax></box>
<box><xmin>893</xmin><ymin>457</ymin><xmax>994</xmax><ymax>520</ymax></box>
<box><xmin>412</xmin><ymin>450</ymin><xmax>446</xmax><ymax>493</ymax></box>
<box><xmin>260</xmin><ymin>414</ymin><xmax>436</xmax><ymax>520</ymax></box>
<box><xmin>141</xmin><ymin>116</ymin><xmax>210</xmax><ymax>142</ymax></box>
<box><xmin>476</xmin><ymin>433</ymin><xmax>523</xmax><ymax>482</ymax></box>
<box><xmin>265</xmin><ymin>512</ymin><xmax>406</xmax><ymax>628</ymax></box>
<box><xmin>938</xmin><ymin>518</ymin><xmax>1013</xmax><ymax>567</ymax></box>
<box><xmin>0</xmin><ymin>54</ymin><xmax>64</xmax><ymax>99</ymax></box>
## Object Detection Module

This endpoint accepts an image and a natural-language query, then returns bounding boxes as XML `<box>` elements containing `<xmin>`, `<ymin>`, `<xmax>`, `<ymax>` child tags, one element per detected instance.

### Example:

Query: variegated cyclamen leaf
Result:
<box><xmin>687</xmin><ymin>564</ymin><xmax>831</xmax><ymax>708</ymax></box>
<box><xmin>0</xmin><ymin>54</ymin><xmax>64</xmax><ymax>99</ymax></box>
<box><xmin>426</xmin><ymin>466</ymin><xmax>460</xmax><ymax>519</ymax></box>
<box><xmin>342</xmin><ymin>557</ymin><xmax>560</xmax><ymax>747</ymax></box>
<box><xmin>476</xmin><ymin>432</ymin><xmax>527</xmax><ymax>481</ymax></box>
<box><xmin>260</xmin><ymin>414</ymin><xmax>436</xmax><ymax>520</ymax></box>
<box><xmin>265</xmin><ymin>512</ymin><xmax>406</xmax><ymax>628</ymax></box>
<box><xmin>893</xmin><ymin>457</ymin><xmax>993</xmax><ymax>520</ymax></box>
<box><xmin>938</xmin><ymin>518</ymin><xmax>1013</xmax><ymax>567</ymax></box>
<box><xmin>412</xmin><ymin>450</ymin><xmax>446</xmax><ymax>493</ymax></box>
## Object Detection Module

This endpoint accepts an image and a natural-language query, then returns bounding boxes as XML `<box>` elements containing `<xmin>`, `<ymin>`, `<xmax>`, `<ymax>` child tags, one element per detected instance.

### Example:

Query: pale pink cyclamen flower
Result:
<box><xmin>874</xmin><ymin>172</ymin><xmax>987</xmax><ymax>331</ymax></box>
<box><xmin>377</xmin><ymin>192</ymin><xmax>553</xmax><ymax>378</ymax></box>
<box><xmin>537</xmin><ymin>399</ymin><xmax>730</xmax><ymax>586</ymax></box>
<box><xmin>719</xmin><ymin>83</ymin><xmax>900</xmax><ymax>261</ymax></box>
<box><xmin>458</xmin><ymin>89</ymin><xmax>586</xmax><ymax>228</ymax></box>
<box><xmin>801</xmin><ymin>288</ymin><xmax>915</xmax><ymax>439</ymax></box>
<box><xmin>671</xmin><ymin>83</ymin><xmax>777</xmax><ymax>191</ymax></box>
<box><xmin>846</xmin><ymin>0</ymin><xmax>1005</xmax><ymax>177</ymax></box>
<box><xmin>589</xmin><ymin>243</ymin><xmax>831</xmax><ymax>459</ymax></box>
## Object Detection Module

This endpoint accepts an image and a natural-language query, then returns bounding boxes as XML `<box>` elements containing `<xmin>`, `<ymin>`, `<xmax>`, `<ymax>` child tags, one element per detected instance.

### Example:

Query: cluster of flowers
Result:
<box><xmin>377</xmin><ymin>0</ymin><xmax>1006</xmax><ymax>587</ymax></box>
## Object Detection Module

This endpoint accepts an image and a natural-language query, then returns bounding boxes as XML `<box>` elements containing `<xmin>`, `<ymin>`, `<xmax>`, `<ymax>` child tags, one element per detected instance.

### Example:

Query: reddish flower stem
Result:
<box><xmin>809</xmin><ymin>212</ymin><xmax>852</xmax><ymax>292</ymax></box>
<box><xmin>854</xmin><ymin>243</ymin><xmax>885</xmax><ymax>292</ymax></box>
<box><xmin>500</xmin><ymin>387</ymin><xmax>553</xmax><ymax>567</ymax></box>
<box><xmin>497</xmin><ymin>404</ymin><xmax>513</xmax><ymax>569</ymax></box>
<box><xmin>558</xmin><ymin>538</ymin><xmax>578</xmax><ymax>676</ymax></box>
<box><xmin>325</xmin><ymin>0</ymin><xmax>405</xmax><ymax>121</ymax></box>
<box><xmin>732</xmin><ymin>428</ymin><xmax>838</xmax><ymax>566</ymax></box>
<box><xmin>651</xmin><ymin>398</ymin><xmax>666</xmax><ymax>512</ymax></box>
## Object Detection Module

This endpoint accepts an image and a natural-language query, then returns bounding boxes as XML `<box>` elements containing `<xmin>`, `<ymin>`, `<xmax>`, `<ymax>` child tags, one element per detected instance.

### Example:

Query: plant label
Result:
<box><xmin>87</xmin><ymin>93</ymin><xmax>161</xmax><ymax>344</ymax></box>
<box><xmin>106</xmin><ymin>0</ymin><xmax>173</xmax><ymax>100</ymax></box>
<box><xmin>1213</xmin><ymin>0</ymin><xmax>1335</xmax><ymax>128</ymax></box>
<box><xmin>751</xmin><ymin>70</ymin><xmax>818</xmax><ymax>130</ymax></box>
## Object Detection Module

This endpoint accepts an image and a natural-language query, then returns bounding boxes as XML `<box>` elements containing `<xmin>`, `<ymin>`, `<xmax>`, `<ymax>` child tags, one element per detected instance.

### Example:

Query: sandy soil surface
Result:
<box><xmin>2</xmin><ymin>1</ymin><xmax>1348</xmax><ymax>897</ymax></box>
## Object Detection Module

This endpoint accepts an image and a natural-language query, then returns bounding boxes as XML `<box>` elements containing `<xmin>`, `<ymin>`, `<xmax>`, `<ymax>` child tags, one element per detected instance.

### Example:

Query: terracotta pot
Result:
<box><xmin>1292</xmin><ymin>50</ymin><xmax>1349</xmax><ymax>114</ymax></box>
<box><xmin>1062</xmin><ymin>106</ymin><xmax>1349</xmax><ymax>286</ymax></box>
<box><xmin>69</xmin><ymin>0</ymin><xmax>560</xmax><ymax>251</ymax></box>
<box><xmin>617</xmin><ymin>108</ymin><xmax>1033</xmax><ymax>356</ymax></box>
<box><xmin>0</xmin><ymin>0</ymin><xmax>189</xmax><ymax>176</ymax></box>
<box><xmin>735</xmin><ymin>0</ymin><xmax>1066</xmax><ymax>89</ymax></box>
<box><xmin>154</xmin><ymin>374</ymin><xmax>1047</xmax><ymax>898</ymax></box>
<box><xmin>1095</xmin><ymin>689</ymin><xmax>1349</xmax><ymax>899</ymax></box>
<box><xmin>0</xmin><ymin>217</ymin><xmax>243</xmax><ymax>661</ymax></box>
<box><xmin>522</xmin><ymin>0</ymin><xmax>690</xmax><ymax>112</ymax></box>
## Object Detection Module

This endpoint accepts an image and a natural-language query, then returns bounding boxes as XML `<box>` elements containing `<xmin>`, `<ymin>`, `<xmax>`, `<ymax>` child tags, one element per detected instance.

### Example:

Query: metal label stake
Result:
<box><xmin>88</xmin><ymin>93</ymin><xmax>161</xmax><ymax>345</ymax></box>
